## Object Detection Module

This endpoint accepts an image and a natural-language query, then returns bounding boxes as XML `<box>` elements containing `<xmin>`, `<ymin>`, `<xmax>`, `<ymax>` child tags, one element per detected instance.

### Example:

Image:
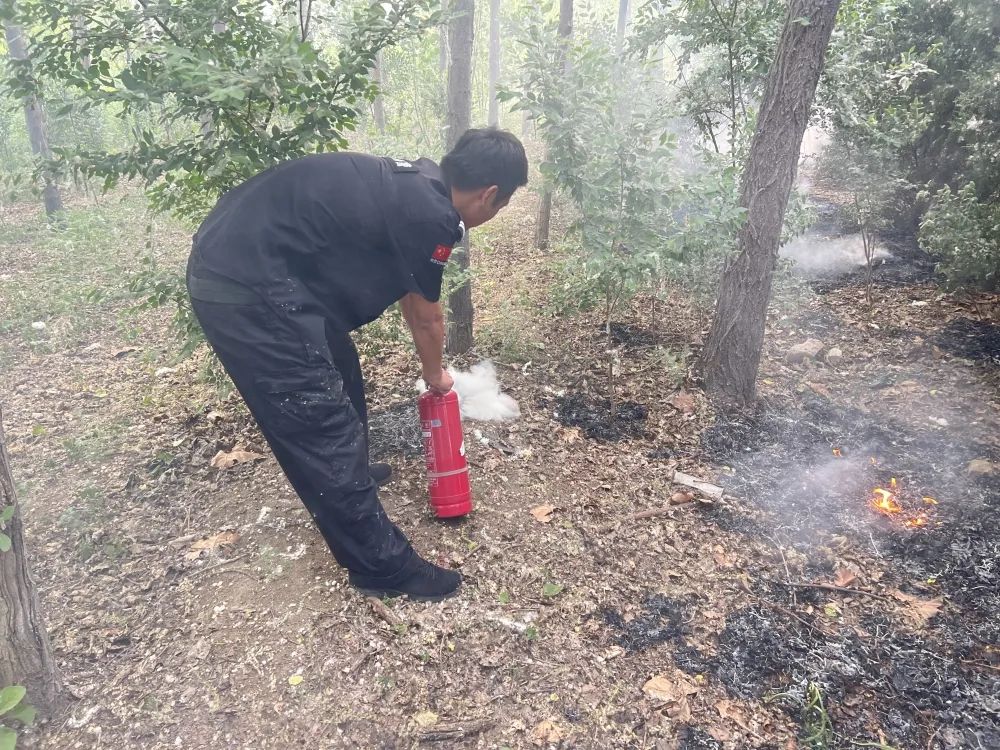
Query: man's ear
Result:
<box><xmin>483</xmin><ymin>185</ymin><xmax>500</xmax><ymax>206</ymax></box>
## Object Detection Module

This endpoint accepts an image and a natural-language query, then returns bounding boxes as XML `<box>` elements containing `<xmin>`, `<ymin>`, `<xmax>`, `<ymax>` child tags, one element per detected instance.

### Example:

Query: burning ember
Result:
<box><xmin>869</xmin><ymin>475</ymin><xmax>940</xmax><ymax>529</ymax></box>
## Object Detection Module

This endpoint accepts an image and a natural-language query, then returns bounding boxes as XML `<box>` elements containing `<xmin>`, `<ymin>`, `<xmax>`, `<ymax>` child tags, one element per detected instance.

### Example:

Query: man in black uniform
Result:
<box><xmin>186</xmin><ymin>128</ymin><xmax>528</xmax><ymax>601</ymax></box>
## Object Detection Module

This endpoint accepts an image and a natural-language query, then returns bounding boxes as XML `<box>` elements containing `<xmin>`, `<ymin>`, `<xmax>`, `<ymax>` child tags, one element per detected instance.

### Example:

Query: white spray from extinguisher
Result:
<box><xmin>416</xmin><ymin>361</ymin><xmax>520</xmax><ymax>422</ymax></box>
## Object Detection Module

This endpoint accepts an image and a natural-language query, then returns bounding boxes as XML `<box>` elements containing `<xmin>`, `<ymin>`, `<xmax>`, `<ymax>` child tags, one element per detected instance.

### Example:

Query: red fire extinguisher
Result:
<box><xmin>419</xmin><ymin>389</ymin><xmax>472</xmax><ymax>518</ymax></box>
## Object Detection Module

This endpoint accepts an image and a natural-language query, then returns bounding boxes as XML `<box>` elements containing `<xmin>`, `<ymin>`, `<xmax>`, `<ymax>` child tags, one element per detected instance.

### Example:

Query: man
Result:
<box><xmin>186</xmin><ymin>128</ymin><xmax>528</xmax><ymax>602</ymax></box>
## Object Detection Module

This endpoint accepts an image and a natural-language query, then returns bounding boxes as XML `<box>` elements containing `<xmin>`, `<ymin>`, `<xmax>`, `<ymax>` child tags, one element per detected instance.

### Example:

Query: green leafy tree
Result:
<box><xmin>2</xmin><ymin>0</ymin><xmax>439</xmax><ymax>351</ymax></box>
<box><xmin>505</xmin><ymin>11</ymin><xmax>685</xmax><ymax>403</ymax></box>
<box><xmin>6</xmin><ymin>0</ymin><xmax>440</xmax><ymax>221</ymax></box>
<box><xmin>920</xmin><ymin>182</ymin><xmax>1000</xmax><ymax>290</ymax></box>
<box><xmin>632</xmin><ymin>0</ymin><xmax>785</xmax><ymax>164</ymax></box>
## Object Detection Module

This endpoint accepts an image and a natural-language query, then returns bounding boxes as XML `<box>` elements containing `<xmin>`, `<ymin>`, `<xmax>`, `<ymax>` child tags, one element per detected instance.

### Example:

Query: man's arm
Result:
<box><xmin>399</xmin><ymin>292</ymin><xmax>454</xmax><ymax>394</ymax></box>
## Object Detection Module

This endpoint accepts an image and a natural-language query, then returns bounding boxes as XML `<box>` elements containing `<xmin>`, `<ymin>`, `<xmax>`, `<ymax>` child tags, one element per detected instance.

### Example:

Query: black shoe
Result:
<box><xmin>349</xmin><ymin>554</ymin><xmax>462</xmax><ymax>602</ymax></box>
<box><xmin>370</xmin><ymin>462</ymin><xmax>393</xmax><ymax>486</ymax></box>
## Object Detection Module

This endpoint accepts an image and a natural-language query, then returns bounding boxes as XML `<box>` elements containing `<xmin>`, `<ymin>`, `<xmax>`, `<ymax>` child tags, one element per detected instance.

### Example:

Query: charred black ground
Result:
<box><xmin>545</xmin><ymin>392</ymin><xmax>649</xmax><ymax>441</ymax></box>
<box><xmin>935</xmin><ymin>316</ymin><xmax>1000</xmax><ymax>366</ymax></box>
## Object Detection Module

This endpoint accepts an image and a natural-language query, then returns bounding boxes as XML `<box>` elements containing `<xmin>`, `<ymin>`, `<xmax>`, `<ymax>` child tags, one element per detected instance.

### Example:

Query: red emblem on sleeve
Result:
<box><xmin>431</xmin><ymin>244</ymin><xmax>453</xmax><ymax>265</ymax></box>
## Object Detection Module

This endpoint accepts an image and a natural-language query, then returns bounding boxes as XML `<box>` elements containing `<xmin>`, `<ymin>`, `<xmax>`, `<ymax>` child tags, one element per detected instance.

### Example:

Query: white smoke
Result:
<box><xmin>416</xmin><ymin>360</ymin><xmax>521</xmax><ymax>422</ymax></box>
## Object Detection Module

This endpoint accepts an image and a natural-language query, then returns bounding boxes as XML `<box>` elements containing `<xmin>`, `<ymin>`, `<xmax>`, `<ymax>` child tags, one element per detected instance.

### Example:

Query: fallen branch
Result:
<box><xmin>418</xmin><ymin>718</ymin><xmax>493</xmax><ymax>743</ymax></box>
<box><xmin>187</xmin><ymin>553</ymin><xmax>249</xmax><ymax>581</ymax></box>
<box><xmin>366</xmin><ymin>596</ymin><xmax>403</xmax><ymax>628</ymax></box>
<box><xmin>773</xmin><ymin>580</ymin><xmax>894</xmax><ymax>603</ymax></box>
<box><xmin>672</xmin><ymin>470</ymin><xmax>724</xmax><ymax>500</ymax></box>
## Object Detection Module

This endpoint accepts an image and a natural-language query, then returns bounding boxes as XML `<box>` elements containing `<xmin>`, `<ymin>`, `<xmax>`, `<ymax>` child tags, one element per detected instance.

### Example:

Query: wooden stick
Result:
<box><xmin>673</xmin><ymin>470</ymin><xmax>724</xmax><ymax>499</ymax></box>
<box><xmin>187</xmin><ymin>553</ymin><xmax>249</xmax><ymax>581</ymax></box>
<box><xmin>772</xmin><ymin>580</ymin><xmax>894</xmax><ymax>603</ymax></box>
<box><xmin>418</xmin><ymin>718</ymin><xmax>493</xmax><ymax>742</ymax></box>
<box><xmin>366</xmin><ymin>596</ymin><xmax>403</xmax><ymax>628</ymax></box>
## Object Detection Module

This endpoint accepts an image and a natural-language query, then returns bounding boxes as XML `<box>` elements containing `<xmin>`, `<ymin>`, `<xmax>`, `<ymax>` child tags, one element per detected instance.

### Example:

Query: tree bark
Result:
<box><xmin>372</xmin><ymin>50</ymin><xmax>386</xmax><ymax>135</ymax></box>
<box><xmin>3</xmin><ymin>20</ymin><xmax>64</xmax><ymax>216</ymax></box>
<box><xmin>445</xmin><ymin>0</ymin><xmax>475</xmax><ymax>355</ymax></box>
<box><xmin>615</xmin><ymin>0</ymin><xmax>629</xmax><ymax>58</ymax></box>
<box><xmin>487</xmin><ymin>0</ymin><xmax>501</xmax><ymax>127</ymax></box>
<box><xmin>0</xmin><ymin>407</ymin><xmax>63</xmax><ymax>715</ymax></box>
<box><xmin>700</xmin><ymin>0</ymin><xmax>841</xmax><ymax>406</ymax></box>
<box><xmin>535</xmin><ymin>0</ymin><xmax>573</xmax><ymax>251</ymax></box>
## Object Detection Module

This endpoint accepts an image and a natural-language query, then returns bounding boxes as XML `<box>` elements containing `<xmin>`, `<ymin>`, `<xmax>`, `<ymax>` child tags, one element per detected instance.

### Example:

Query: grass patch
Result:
<box><xmin>0</xmin><ymin>194</ymin><xmax>190</xmax><ymax>354</ymax></box>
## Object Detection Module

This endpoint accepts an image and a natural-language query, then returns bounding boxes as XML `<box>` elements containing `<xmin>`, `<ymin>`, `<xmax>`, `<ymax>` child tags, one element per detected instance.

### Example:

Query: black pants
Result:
<box><xmin>188</xmin><ymin>283</ymin><xmax>414</xmax><ymax>578</ymax></box>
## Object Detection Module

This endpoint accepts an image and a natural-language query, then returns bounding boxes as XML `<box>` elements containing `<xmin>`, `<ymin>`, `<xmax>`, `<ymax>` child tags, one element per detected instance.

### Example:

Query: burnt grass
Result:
<box><xmin>690</xmin><ymin>394</ymin><xmax>1000</xmax><ymax>747</ymax></box>
<box><xmin>935</xmin><ymin>316</ymin><xmax>1000</xmax><ymax>366</ymax></box>
<box><xmin>546</xmin><ymin>392</ymin><xmax>649</xmax><ymax>441</ymax></box>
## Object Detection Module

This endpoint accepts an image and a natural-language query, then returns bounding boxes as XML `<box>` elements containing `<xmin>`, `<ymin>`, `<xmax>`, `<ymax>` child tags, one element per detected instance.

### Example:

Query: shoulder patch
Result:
<box><xmin>391</xmin><ymin>158</ymin><xmax>418</xmax><ymax>173</ymax></box>
<box><xmin>431</xmin><ymin>244</ymin><xmax>453</xmax><ymax>266</ymax></box>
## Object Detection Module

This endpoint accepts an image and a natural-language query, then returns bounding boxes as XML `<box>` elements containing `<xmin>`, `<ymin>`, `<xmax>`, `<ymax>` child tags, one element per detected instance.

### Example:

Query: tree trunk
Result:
<box><xmin>487</xmin><ymin>0</ymin><xmax>501</xmax><ymax>127</ymax></box>
<box><xmin>700</xmin><ymin>0</ymin><xmax>841</xmax><ymax>406</ymax></box>
<box><xmin>0</xmin><ymin>407</ymin><xmax>63</xmax><ymax>715</ymax></box>
<box><xmin>3</xmin><ymin>20</ymin><xmax>63</xmax><ymax>216</ymax></box>
<box><xmin>615</xmin><ymin>0</ymin><xmax>629</xmax><ymax>58</ymax></box>
<box><xmin>535</xmin><ymin>0</ymin><xmax>573</xmax><ymax>251</ymax></box>
<box><xmin>445</xmin><ymin>0</ymin><xmax>475</xmax><ymax>355</ymax></box>
<box><xmin>372</xmin><ymin>50</ymin><xmax>386</xmax><ymax>135</ymax></box>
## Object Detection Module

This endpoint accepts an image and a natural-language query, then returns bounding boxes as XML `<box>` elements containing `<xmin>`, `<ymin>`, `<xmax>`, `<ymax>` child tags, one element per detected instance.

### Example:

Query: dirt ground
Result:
<box><xmin>1</xmin><ymin>186</ymin><xmax>999</xmax><ymax>749</ymax></box>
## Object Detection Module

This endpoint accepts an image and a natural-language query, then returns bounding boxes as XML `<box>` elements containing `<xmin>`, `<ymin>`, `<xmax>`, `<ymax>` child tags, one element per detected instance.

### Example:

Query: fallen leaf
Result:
<box><xmin>833</xmin><ymin>568</ymin><xmax>857</xmax><ymax>587</ymax></box>
<box><xmin>890</xmin><ymin>590</ymin><xmax>943</xmax><ymax>626</ymax></box>
<box><xmin>669</xmin><ymin>390</ymin><xmax>697</xmax><ymax>414</ymax></box>
<box><xmin>667</xmin><ymin>695</ymin><xmax>692</xmax><ymax>722</ymax></box>
<box><xmin>642</xmin><ymin>672</ymin><xmax>699</xmax><ymax>703</ymax></box>
<box><xmin>716</xmin><ymin>699</ymin><xmax>752</xmax><ymax>731</ymax></box>
<box><xmin>185</xmin><ymin>531</ymin><xmax>239</xmax><ymax>560</ymax></box>
<box><xmin>670</xmin><ymin>491</ymin><xmax>695</xmax><ymax>505</ymax></box>
<box><xmin>288</xmin><ymin>674</ymin><xmax>303</xmax><ymax>686</ymax></box>
<box><xmin>154</xmin><ymin>366</ymin><xmax>177</xmax><ymax>378</ymax></box>
<box><xmin>805</xmin><ymin>381</ymin><xmax>832</xmax><ymax>399</ymax></box>
<box><xmin>541</xmin><ymin>582</ymin><xmax>564</xmax><ymax>598</ymax></box>
<box><xmin>530</xmin><ymin>504</ymin><xmax>556</xmax><ymax>523</ymax></box>
<box><xmin>210</xmin><ymin>448</ymin><xmax>265</xmax><ymax>470</ymax></box>
<box><xmin>559</xmin><ymin>427</ymin><xmax>581</xmax><ymax>443</ymax></box>
<box><xmin>531</xmin><ymin>719</ymin><xmax>563</xmax><ymax>745</ymax></box>
<box><xmin>413</xmin><ymin>710</ymin><xmax>438</xmax><ymax>728</ymax></box>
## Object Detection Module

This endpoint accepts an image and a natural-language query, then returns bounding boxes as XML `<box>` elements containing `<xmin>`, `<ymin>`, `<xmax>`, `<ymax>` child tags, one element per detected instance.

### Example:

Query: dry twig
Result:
<box><xmin>418</xmin><ymin>718</ymin><xmax>493</xmax><ymax>743</ymax></box>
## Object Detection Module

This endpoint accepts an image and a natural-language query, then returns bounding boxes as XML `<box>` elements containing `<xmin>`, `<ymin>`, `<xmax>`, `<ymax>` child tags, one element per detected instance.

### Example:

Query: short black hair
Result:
<box><xmin>441</xmin><ymin>128</ymin><xmax>528</xmax><ymax>203</ymax></box>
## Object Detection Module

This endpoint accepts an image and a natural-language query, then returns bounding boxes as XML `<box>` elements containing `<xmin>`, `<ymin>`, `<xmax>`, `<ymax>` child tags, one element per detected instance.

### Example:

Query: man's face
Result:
<box><xmin>464</xmin><ymin>185</ymin><xmax>509</xmax><ymax>229</ymax></box>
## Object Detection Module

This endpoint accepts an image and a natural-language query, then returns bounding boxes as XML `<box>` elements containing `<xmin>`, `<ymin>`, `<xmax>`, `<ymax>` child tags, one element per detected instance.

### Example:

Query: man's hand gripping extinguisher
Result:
<box><xmin>419</xmin><ymin>389</ymin><xmax>472</xmax><ymax>518</ymax></box>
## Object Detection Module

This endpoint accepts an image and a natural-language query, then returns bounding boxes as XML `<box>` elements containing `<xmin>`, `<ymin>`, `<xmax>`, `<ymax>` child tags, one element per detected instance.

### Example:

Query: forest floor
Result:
<box><xmin>1</xmin><ymin>184</ymin><xmax>999</xmax><ymax>750</ymax></box>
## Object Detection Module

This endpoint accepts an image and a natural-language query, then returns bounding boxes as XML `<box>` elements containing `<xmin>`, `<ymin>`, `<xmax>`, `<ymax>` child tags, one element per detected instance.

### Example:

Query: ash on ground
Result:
<box><xmin>602</xmin><ymin>594</ymin><xmax>688</xmax><ymax>652</ymax></box>
<box><xmin>691</xmin><ymin>395</ymin><xmax>1000</xmax><ymax>748</ymax></box>
<box><xmin>934</xmin><ymin>316</ymin><xmax>1000</xmax><ymax>366</ymax></box>
<box><xmin>368</xmin><ymin>402</ymin><xmax>423</xmax><ymax>460</ymax></box>
<box><xmin>544</xmin><ymin>392</ymin><xmax>648</xmax><ymax>442</ymax></box>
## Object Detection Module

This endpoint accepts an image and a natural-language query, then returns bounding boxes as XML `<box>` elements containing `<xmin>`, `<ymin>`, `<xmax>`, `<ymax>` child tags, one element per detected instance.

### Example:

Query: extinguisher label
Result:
<box><xmin>431</xmin><ymin>419</ymin><xmax>442</xmax><ymax>427</ymax></box>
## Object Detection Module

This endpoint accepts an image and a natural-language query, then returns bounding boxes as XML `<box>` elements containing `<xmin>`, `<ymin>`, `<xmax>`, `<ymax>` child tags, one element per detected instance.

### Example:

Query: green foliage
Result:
<box><xmin>2</xmin><ymin>0</ymin><xmax>439</xmax><ymax>355</ymax></box>
<box><xmin>504</xmin><ymin>12</ymin><xmax>684</xmax><ymax>326</ymax></box>
<box><xmin>633</xmin><ymin>0</ymin><xmax>784</xmax><ymax>162</ymax></box>
<box><xmin>7</xmin><ymin>0</ymin><xmax>441</xmax><ymax>222</ymax></box>
<box><xmin>0</xmin><ymin>684</ymin><xmax>35</xmax><ymax>750</ymax></box>
<box><xmin>0</xmin><ymin>504</ymin><xmax>13</xmax><ymax>552</ymax></box>
<box><xmin>800</xmin><ymin>682</ymin><xmax>835</xmax><ymax>749</ymax></box>
<box><xmin>819</xmin><ymin>0</ymin><xmax>1000</xmax><ymax>258</ymax></box>
<box><xmin>920</xmin><ymin>183</ymin><xmax>1000</xmax><ymax>290</ymax></box>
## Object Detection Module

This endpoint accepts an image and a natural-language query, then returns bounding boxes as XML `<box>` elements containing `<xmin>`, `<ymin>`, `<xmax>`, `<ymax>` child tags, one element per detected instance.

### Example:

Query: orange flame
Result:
<box><xmin>871</xmin><ymin>487</ymin><xmax>902</xmax><ymax>514</ymax></box>
<box><xmin>870</xmin><ymin>477</ymin><xmax>940</xmax><ymax>529</ymax></box>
